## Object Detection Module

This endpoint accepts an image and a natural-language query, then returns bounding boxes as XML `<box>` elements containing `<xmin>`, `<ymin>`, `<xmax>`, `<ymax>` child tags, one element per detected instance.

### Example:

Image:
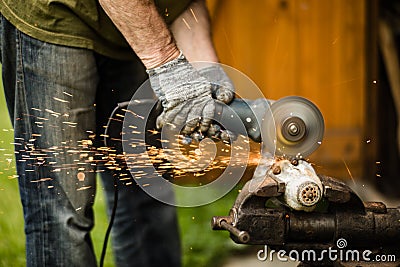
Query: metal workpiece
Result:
<box><xmin>268</xmin><ymin>159</ymin><xmax>324</xmax><ymax>211</ymax></box>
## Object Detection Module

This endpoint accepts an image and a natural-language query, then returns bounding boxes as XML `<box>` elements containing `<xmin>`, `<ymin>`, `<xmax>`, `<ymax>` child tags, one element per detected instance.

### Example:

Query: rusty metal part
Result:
<box><xmin>268</xmin><ymin>159</ymin><xmax>323</xmax><ymax>211</ymax></box>
<box><xmin>211</xmin><ymin>215</ymin><xmax>250</xmax><ymax>243</ymax></box>
<box><xmin>272</xmin><ymin>165</ymin><xmax>281</xmax><ymax>175</ymax></box>
<box><xmin>297</xmin><ymin>182</ymin><xmax>321</xmax><ymax>206</ymax></box>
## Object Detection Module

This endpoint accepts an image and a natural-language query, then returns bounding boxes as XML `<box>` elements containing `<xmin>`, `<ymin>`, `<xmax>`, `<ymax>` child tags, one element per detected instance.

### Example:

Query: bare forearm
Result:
<box><xmin>99</xmin><ymin>0</ymin><xmax>180</xmax><ymax>69</ymax></box>
<box><xmin>170</xmin><ymin>0</ymin><xmax>219</xmax><ymax>62</ymax></box>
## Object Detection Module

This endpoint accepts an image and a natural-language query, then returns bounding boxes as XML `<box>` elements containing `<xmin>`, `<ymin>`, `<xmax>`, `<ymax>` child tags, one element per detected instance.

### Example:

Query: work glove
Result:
<box><xmin>147</xmin><ymin>53</ymin><xmax>215</xmax><ymax>135</ymax></box>
<box><xmin>196</xmin><ymin>64</ymin><xmax>236</xmax><ymax>142</ymax></box>
<box><xmin>198</xmin><ymin>64</ymin><xmax>235</xmax><ymax>104</ymax></box>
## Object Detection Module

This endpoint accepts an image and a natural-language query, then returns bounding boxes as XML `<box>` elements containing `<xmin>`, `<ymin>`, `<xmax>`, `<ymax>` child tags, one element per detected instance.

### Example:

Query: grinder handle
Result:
<box><xmin>214</xmin><ymin>98</ymin><xmax>270</xmax><ymax>143</ymax></box>
<box><xmin>151</xmin><ymin>97</ymin><xmax>270</xmax><ymax>143</ymax></box>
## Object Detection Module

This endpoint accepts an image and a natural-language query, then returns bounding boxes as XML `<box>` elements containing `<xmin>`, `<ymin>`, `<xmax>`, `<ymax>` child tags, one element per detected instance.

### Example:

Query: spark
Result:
<box><xmin>45</xmin><ymin>109</ymin><xmax>61</xmax><ymax>117</ymax></box>
<box><xmin>147</xmin><ymin>129</ymin><xmax>158</xmax><ymax>135</ymax></box>
<box><xmin>342</xmin><ymin>158</ymin><xmax>356</xmax><ymax>185</ymax></box>
<box><xmin>182</xmin><ymin>18</ymin><xmax>191</xmax><ymax>30</ymax></box>
<box><xmin>123</xmin><ymin>109</ymin><xmax>144</xmax><ymax>119</ymax></box>
<box><xmin>31</xmin><ymin>178</ymin><xmax>52</xmax><ymax>183</ymax></box>
<box><xmin>36</xmin><ymin>116</ymin><xmax>49</xmax><ymax>121</ymax></box>
<box><xmin>190</xmin><ymin>8</ymin><xmax>198</xmax><ymax>22</ymax></box>
<box><xmin>63</xmin><ymin>121</ymin><xmax>77</xmax><ymax>126</ymax></box>
<box><xmin>53</xmin><ymin>97</ymin><xmax>69</xmax><ymax>103</ymax></box>
<box><xmin>77</xmin><ymin>186</ymin><xmax>92</xmax><ymax>191</ymax></box>
<box><xmin>77</xmin><ymin>172</ymin><xmax>85</xmax><ymax>181</ymax></box>
<box><xmin>63</xmin><ymin>91</ymin><xmax>73</xmax><ymax>97</ymax></box>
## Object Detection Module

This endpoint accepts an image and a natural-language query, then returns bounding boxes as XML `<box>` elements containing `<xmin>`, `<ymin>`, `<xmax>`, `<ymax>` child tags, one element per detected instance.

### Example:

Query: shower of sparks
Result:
<box><xmin>0</xmin><ymin>102</ymin><xmax>264</xmax><ymax>194</ymax></box>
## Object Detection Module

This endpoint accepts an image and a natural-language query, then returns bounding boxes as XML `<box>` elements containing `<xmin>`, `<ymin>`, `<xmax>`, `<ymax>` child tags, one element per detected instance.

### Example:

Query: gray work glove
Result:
<box><xmin>198</xmin><ymin>64</ymin><xmax>235</xmax><ymax>104</ymax></box>
<box><xmin>147</xmin><ymin>53</ymin><xmax>215</xmax><ymax>135</ymax></box>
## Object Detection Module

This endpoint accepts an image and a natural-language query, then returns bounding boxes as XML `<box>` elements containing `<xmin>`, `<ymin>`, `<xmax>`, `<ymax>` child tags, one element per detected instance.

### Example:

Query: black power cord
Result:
<box><xmin>99</xmin><ymin>175</ymin><xmax>118</xmax><ymax>267</ymax></box>
<box><xmin>99</xmin><ymin>103</ymin><xmax>129</xmax><ymax>267</ymax></box>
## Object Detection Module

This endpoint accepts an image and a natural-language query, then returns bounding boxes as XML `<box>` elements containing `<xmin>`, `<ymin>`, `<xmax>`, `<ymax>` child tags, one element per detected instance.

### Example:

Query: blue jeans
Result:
<box><xmin>0</xmin><ymin>15</ymin><xmax>181</xmax><ymax>267</ymax></box>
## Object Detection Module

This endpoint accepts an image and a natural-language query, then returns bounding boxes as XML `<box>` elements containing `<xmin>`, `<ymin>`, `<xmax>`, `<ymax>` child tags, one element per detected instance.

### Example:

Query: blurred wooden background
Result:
<box><xmin>206</xmin><ymin>0</ymin><xmax>367</xmax><ymax>179</ymax></box>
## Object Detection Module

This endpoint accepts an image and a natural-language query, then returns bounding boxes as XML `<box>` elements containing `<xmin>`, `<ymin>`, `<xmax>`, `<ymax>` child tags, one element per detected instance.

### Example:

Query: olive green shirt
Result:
<box><xmin>0</xmin><ymin>0</ymin><xmax>192</xmax><ymax>60</ymax></box>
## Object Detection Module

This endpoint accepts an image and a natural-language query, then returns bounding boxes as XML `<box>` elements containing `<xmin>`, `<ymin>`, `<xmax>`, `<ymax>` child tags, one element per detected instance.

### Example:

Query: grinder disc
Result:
<box><xmin>262</xmin><ymin>96</ymin><xmax>324</xmax><ymax>158</ymax></box>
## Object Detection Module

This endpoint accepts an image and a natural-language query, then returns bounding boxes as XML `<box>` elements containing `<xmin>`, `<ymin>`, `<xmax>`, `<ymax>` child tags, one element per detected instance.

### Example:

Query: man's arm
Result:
<box><xmin>99</xmin><ymin>0</ymin><xmax>233</xmax><ymax>135</ymax></box>
<box><xmin>169</xmin><ymin>0</ymin><xmax>219</xmax><ymax>63</ymax></box>
<box><xmin>170</xmin><ymin>0</ymin><xmax>234</xmax><ymax>104</ymax></box>
<box><xmin>99</xmin><ymin>0</ymin><xmax>180</xmax><ymax>69</ymax></box>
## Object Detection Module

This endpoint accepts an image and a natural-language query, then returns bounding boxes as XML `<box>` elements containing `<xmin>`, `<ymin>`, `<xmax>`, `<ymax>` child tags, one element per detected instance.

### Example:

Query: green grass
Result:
<box><xmin>0</xmin><ymin>74</ymin><xmax>241</xmax><ymax>266</ymax></box>
<box><xmin>178</xmin><ymin>191</ymin><xmax>243</xmax><ymax>267</ymax></box>
<box><xmin>0</xmin><ymin>84</ymin><xmax>25</xmax><ymax>266</ymax></box>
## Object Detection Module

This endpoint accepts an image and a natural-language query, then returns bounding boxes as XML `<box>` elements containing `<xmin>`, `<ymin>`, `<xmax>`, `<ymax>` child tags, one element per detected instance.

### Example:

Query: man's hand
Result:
<box><xmin>198</xmin><ymin>64</ymin><xmax>235</xmax><ymax>104</ymax></box>
<box><xmin>148</xmin><ymin>53</ymin><xmax>215</xmax><ymax>135</ymax></box>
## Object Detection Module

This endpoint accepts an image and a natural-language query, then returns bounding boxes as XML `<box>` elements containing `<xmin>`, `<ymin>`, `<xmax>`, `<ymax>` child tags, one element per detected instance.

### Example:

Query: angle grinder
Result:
<box><xmin>213</xmin><ymin>95</ymin><xmax>324</xmax><ymax>158</ymax></box>
<box><xmin>110</xmin><ymin>95</ymin><xmax>325</xmax><ymax>160</ymax></box>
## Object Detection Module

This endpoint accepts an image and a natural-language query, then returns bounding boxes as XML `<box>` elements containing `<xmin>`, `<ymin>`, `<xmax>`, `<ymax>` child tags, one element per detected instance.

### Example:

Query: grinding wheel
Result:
<box><xmin>262</xmin><ymin>96</ymin><xmax>324</xmax><ymax>158</ymax></box>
